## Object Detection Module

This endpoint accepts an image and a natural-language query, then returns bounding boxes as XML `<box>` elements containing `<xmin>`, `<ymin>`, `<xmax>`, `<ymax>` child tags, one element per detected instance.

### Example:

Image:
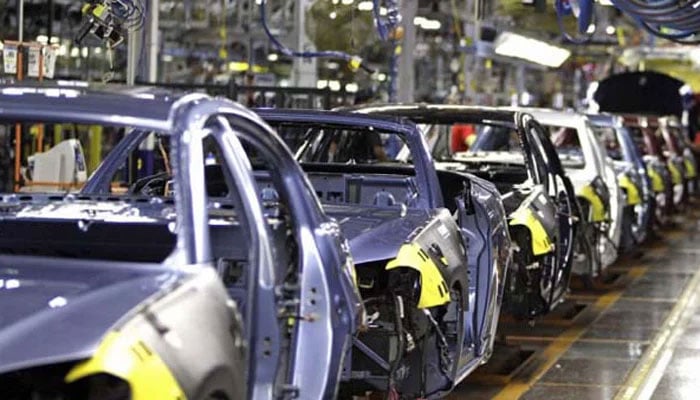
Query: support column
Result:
<box><xmin>145</xmin><ymin>0</ymin><xmax>160</xmax><ymax>83</ymax></box>
<box><xmin>397</xmin><ymin>0</ymin><xmax>417</xmax><ymax>102</ymax></box>
<box><xmin>292</xmin><ymin>0</ymin><xmax>317</xmax><ymax>87</ymax></box>
<box><xmin>126</xmin><ymin>29</ymin><xmax>139</xmax><ymax>85</ymax></box>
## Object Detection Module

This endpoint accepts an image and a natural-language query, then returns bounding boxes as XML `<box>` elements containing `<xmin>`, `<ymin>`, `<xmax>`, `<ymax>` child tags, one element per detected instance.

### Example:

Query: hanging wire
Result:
<box><xmin>554</xmin><ymin>0</ymin><xmax>596</xmax><ymax>44</ymax></box>
<box><xmin>608</xmin><ymin>0</ymin><xmax>700</xmax><ymax>43</ymax></box>
<box><xmin>372</xmin><ymin>0</ymin><xmax>401</xmax><ymax>41</ymax></box>
<box><xmin>259</xmin><ymin>0</ymin><xmax>374</xmax><ymax>73</ymax></box>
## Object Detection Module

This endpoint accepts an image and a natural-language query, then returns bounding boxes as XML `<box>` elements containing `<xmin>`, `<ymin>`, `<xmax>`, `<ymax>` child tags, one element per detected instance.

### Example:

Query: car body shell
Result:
<box><xmin>619</xmin><ymin>114</ymin><xmax>679</xmax><ymax>225</ymax></box>
<box><xmin>256</xmin><ymin>108</ymin><xmax>512</xmax><ymax>398</ymax></box>
<box><xmin>0</xmin><ymin>86</ymin><xmax>362</xmax><ymax>400</ymax></box>
<box><xmin>587</xmin><ymin>113</ymin><xmax>652</xmax><ymax>246</ymax></box>
<box><xmin>518</xmin><ymin>108</ymin><xmax>624</xmax><ymax>271</ymax></box>
<box><xmin>347</xmin><ymin>104</ymin><xmax>578</xmax><ymax>319</ymax></box>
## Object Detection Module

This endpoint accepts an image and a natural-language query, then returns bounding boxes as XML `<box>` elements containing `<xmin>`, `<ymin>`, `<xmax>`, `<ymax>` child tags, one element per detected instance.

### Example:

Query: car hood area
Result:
<box><xmin>323</xmin><ymin>205</ymin><xmax>433</xmax><ymax>264</ymax></box>
<box><xmin>0</xmin><ymin>255</ymin><xmax>183</xmax><ymax>374</ymax></box>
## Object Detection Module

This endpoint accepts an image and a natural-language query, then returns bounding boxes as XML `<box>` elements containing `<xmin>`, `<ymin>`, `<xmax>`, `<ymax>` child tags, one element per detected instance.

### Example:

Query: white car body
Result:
<box><xmin>520</xmin><ymin>108</ymin><xmax>624</xmax><ymax>270</ymax></box>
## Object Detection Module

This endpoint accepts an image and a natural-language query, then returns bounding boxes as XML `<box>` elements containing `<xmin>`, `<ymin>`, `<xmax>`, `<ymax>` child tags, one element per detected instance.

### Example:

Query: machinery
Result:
<box><xmin>21</xmin><ymin>139</ymin><xmax>87</xmax><ymax>193</ymax></box>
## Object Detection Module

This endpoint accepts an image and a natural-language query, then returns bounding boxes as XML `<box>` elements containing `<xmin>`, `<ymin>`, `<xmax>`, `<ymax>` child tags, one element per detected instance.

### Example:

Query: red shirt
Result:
<box><xmin>451</xmin><ymin>124</ymin><xmax>475</xmax><ymax>153</ymax></box>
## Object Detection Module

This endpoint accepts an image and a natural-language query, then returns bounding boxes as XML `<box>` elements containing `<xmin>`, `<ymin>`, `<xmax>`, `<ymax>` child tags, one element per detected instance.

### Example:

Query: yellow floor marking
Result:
<box><xmin>614</xmin><ymin>264</ymin><xmax>700</xmax><ymax>400</ymax></box>
<box><xmin>538</xmin><ymin>382</ymin><xmax>621</xmax><ymax>388</ymax></box>
<box><xmin>506</xmin><ymin>336</ymin><xmax>651</xmax><ymax>345</ymax></box>
<box><xmin>613</xmin><ymin>297</ymin><xmax>676</xmax><ymax>303</ymax></box>
<box><xmin>492</xmin><ymin>266</ymin><xmax>648</xmax><ymax>400</ymax></box>
<box><xmin>492</xmin><ymin>290</ymin><xmax>623</xmax><ymax>400</ymax></box>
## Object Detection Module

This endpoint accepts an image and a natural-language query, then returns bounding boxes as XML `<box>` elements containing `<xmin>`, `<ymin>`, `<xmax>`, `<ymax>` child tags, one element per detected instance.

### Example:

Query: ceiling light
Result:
<box><xmin>420</xmin><ymin>19</ymin><xmax>442</xmax><ymax>30</ymax></box>
<box><xmin>413</xmin><ymin>16</ymin><xmax>427</xmax><ymax>25</ymax></box>
<box><xmin>494</xmin><ymin>31</ymin><xmax>571</xmax><ymax>68</ymax></box>
<box><xmin>317</xmin><ymin>80</ymin><xmax>329</xmax><ymax>89</ymax></box>
<box><xmin>586</xmin><ymin>24</ymin><xmax>596</xmax><ymax>34</ymax></box>
<box><xmin>341</xmin><ymin>0</ymin><xmax>354</xmax><ymax>4</ymax></box>
<box><xmin>329</xmin><ymin>11</ymin><xmax>337</xmax><ymax>19</ymax></box>
<box><xmin>328</xmin><ymin>80</ymin><xmax>342</xmax><ymax>91</ymax></box>
<box><xmin>606</xmin><ymin>25</ymin><xmax>616</xmax><ymax>35</ymax></box>
<box><xmin>345</xmin><ymin>83</ymin><xmax>359</xmax><ymax>93</ymax></box>
<box><xmin>358</xmin><ymin>1</ymin><xmax>373</xmax><ymax>11</ymax></box>
<box><xmin>267</xmin><ymin>53</ymin><xmax>279</xmax><ymax>62</ymax></box>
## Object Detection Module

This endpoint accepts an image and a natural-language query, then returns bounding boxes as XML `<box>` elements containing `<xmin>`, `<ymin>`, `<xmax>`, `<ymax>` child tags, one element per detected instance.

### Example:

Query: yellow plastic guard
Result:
<box><xmin>618</xmin><ymin>174</ymin><xmax>641</xmax><ymax>206</ymax></box>
<box><xmin>509</xmin><ymin>207</ymin><xmax>553</xmax><ymax>256</ymax></box>
<box><xmin>577</xmin><ymin>184</ymin><xmax>606</xmax><ymax>222</ymax></box>
<box><xmin>669</xmin><ymin>162</ymin><xmax>682</xmax><ymax>185</ymax></box>
<box><xmin>386</xmin><ymin>243</ymin><xmax>450</xmax><ymax>308</ymax></box>
<box><xmin>66</xmin><ymin>331</ymin><xmax>186</xmax><ymax>400</ymax></box>
<box><xmin>685</xmin><ymin>159</ymin><xmax>697</xmax><ymax>179</ymax></box>
<box><xmin>647</xmin><ymin>166</ymin><xmax>665</xmax><ymax>193</ymax></box>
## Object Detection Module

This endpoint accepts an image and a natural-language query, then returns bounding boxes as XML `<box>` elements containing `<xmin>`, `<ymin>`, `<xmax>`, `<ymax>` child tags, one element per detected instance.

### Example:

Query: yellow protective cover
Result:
<box><xmin>618</xmin><ymin>174</ymin><xmax>641</xmax><ymax>206</ymax></box>
<box><xmin>577</xmin><ymin>184</ymin><xmax>606</xmax><ymax>222</ymax></box>
<box><xmin>386</xmin><ymin>243</ymin><xmax>450</xmax><ymax>309</ymax></box>
<box><xmin>509</xmin><ymin>207</ymin><xmax>553</xmax><ymax>256</ymax></box>
<box><xmin>66</xmin><ymin>331</ymin><xmax>186</xmax><ymax>400</ymax></box>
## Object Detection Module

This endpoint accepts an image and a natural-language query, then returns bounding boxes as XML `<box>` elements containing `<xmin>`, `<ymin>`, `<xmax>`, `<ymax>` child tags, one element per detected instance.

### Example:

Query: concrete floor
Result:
<box><xmin>448</xmin><ymin>213</ymin><xmax>700</xmax><ymax>400</ymax></box>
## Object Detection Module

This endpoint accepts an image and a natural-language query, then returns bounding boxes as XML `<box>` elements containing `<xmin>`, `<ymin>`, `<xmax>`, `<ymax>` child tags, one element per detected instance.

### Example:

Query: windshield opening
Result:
<box><xmin>541</xmin><ymin>124</ymin><xmax>586</xmax><ymax>169</ymax></box>
<box><xmin>591</xmin><ymin>126</ymin><xmax>624</xmax><ymax>161</ymax></box>
<box><xmin>270</xmin><ymin>123</ymin><xmax>420</xmax><ymax>209</ymax></box>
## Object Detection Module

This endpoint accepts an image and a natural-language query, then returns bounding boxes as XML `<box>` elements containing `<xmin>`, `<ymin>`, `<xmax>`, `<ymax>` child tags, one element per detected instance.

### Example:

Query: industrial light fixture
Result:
<box><xmin>357</xmin><ymin>1</ymin><xmax>373</xmax><ymax>11</ymax></box>
<box><xmin>605</xmin><ymin>25</ymin><xmax>616</xmax><ymax>35</ymax></box>
<box><xmin>267</xmin><ymin>53</ymin><xmax>279</xmax><ymax>62</ymax></box>
<box><xmin>414</xmin><ymin>16</ymin><xmax>442</xmax><ymax>30</ymax></box>
<box><xmin>345</xmin><ymin>83</ymin><xmax>359</xmax><ymax>93</ymax></box>
<box><xmin>494</xmin><ymin>31</ymin><xmax>571</xmax><ymax>68</ymax></box>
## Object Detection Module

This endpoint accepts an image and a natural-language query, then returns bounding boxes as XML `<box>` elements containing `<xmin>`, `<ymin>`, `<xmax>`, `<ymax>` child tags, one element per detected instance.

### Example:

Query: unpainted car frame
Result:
<box><xmin>587</xmin><ymin>113</ymin><xmax>652</xmax><ymax>248</ymax></box>
<box><xmin>0</xmin><ymin>87</ymin><xmax>362</xmax><ymax>400</ymax></box>
<box><xmin>349</xmin><ymin>104</ymin><xmax>579</xmax><ymax>320</ymax></box>
<box><xmin>520</xmin><ymin>108</ymin><xmax>624</xmax><ymax>276</ymax></box>
<box><xmin>257</xmin><ymin>108</ymin><xmax>513</xmax><ymax>399</ymax></box>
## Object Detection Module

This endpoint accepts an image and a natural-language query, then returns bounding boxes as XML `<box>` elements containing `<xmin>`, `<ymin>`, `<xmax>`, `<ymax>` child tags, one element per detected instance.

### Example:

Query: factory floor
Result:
<box><xmin>449</xmin><ymin>211</ymin><xmax>700</xmax><ymax>400</ymax></box>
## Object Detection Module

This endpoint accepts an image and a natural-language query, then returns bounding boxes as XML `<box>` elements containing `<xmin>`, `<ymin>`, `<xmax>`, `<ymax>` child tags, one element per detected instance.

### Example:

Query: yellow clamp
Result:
<box><xmin>386</xmin><ymin>243</ymin><xmax>450</xmax><ymax>309</ymax></box>
<box><xmin>509</xmin><ymin>207</ymin><xmax>553</xmax><ymax>256</ymax></box>
<box><xmin>66</xmin><ymin>331</ymin><xmax>186</xmax><ymax>400</ymax></box>
<box><xmin>349</xmin><ymin>56</ymin><xmax>363</xmax><ymax>72</ymax></box>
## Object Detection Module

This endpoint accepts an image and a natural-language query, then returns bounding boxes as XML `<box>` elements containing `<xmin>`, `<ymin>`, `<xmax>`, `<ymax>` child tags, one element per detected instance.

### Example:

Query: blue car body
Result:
<box><xmin>0</xmin><ymin>86</ymin><xmax>362</xmax><ymax>400</ymax></box>
<box><xmin>257</xmin><ymin>109</ymin><xmax>513</xmax><ymax>398</ymax></box>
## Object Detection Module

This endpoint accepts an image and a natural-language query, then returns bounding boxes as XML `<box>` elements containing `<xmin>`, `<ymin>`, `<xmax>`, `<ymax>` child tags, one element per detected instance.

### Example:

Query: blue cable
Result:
<box><xmin>259</xmin><ymin>0</ymin><xmax>374</xmax><ymax>73</ymax></box>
